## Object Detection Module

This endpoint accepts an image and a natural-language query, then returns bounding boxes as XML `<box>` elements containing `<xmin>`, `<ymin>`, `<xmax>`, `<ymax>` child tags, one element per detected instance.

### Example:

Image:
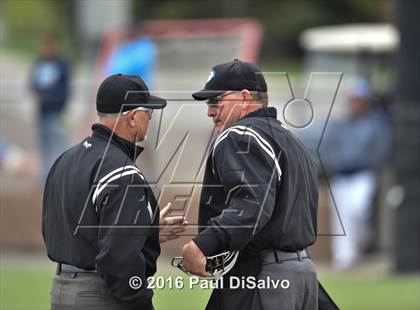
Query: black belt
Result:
<box><xmin>56</xmin><ymin>263</ymin><xmax>97</xmax><ymax>275</ymax></box>
<box><xmin>259</xmin><ymin>249</ymin><xmax>309</xmax><ymax>264</ymax></box>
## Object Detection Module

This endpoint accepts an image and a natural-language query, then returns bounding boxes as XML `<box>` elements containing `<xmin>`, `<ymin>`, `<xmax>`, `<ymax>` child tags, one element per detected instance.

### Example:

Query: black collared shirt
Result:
<box><xmin>193</xmin><ymin>107</ymin><xmax>319</xmax><ymax>255</ymax></box>
<box><xmin>42</xmin><ymin>124</ymin><xmax>160</xmax><ymax>309</ymax></box>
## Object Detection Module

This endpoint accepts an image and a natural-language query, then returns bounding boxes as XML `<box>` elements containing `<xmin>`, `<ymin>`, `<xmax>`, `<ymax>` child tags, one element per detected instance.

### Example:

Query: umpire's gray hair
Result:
<box><xmin>97</xmin><ymin>111</ymin><xmax>124</xmax><ymax>119</ymax></box>
<box><xmin>250</xmin><ymin>91</ymin><xmax>268</xmax><ymax>107</ymax></box>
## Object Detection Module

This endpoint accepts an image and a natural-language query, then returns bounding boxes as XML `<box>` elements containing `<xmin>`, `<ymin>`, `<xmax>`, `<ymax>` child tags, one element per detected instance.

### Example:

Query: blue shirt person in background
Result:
<box><xmin>106</xmin><ymin>25</ymin><xmax>156</xmax><ymax>87</ymax></box>
<box><xmin>30</xmin><ymin>33</ymin><xmax>71</xmax><ymax>181</ymax></box>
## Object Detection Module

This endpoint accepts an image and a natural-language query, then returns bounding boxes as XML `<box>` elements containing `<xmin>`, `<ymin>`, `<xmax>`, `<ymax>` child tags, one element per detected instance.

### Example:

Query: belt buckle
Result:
<box><xmin>273</xmin><ymin>250</ymin><xmax>281</xmax><ymax>263</ymax></box>
<box><xmin>296</xmin><ymin>250</ymin><xmax>303</xmax><ymax>262</ymax></box>
<box><xmin>56</xmin><ymin>263</ymin><xmax>62</xmax><ymax>275</ymax></box>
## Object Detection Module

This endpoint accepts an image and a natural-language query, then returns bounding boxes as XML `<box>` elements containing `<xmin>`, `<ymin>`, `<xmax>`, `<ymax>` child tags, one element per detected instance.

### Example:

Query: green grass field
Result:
<box><xmin>0</xmin><ymin>266</ymin><xmax>419</xmax><ymax>310</ymax></box>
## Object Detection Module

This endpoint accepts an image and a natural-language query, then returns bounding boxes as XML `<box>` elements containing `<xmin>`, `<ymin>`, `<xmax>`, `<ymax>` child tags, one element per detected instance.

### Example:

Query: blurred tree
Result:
<box><xmin>394</xmin><ymin>0</ymin><xmax>420</xmax><ymax>272</ymax></box>
<box><xmin>2</xmin><ymin>0</ymin><xmax>74</xmax><ymax>57</ymax></box>
<box><xmin>2</xmin><ymin>0</ymin><xmax>394</xmax><ymax>62</ymax></box>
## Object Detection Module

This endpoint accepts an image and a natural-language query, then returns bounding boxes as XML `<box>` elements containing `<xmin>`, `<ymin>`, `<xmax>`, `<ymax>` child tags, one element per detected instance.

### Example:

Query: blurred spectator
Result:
<box><xmin>106</xmin><ymin>26</ymin><xmax>156</xmax><ymax>86</ymax></box>
<box><xmin>30</xmin><ymin>33</ymin><xmax>71</xmax><ymax>181</ymax></box>
<box><xmin>324</xmin><ymin>79</ymin><xmax>392</xmax><ymax>270</ymax></box>
<box><xmin>296</xmin><ymin>78</ymin><xmax>392</xmax><ymax>270</ymax></box>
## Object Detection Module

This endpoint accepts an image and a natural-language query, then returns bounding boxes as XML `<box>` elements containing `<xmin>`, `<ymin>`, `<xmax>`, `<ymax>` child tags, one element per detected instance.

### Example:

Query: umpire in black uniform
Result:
<box><xmin>43</xmin><ymin>74</ymin><xmax>184</xmax><ymax>310</ymax></box>
<box><xmin>182</xmin><ymin>60</ymin><xmax>337</xmax><ymax>309</ymax></box>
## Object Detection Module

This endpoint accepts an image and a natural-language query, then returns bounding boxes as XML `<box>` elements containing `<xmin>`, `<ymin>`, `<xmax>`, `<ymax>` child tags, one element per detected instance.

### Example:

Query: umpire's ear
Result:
<box><xmin>126</xmin><ymin>109</ymin><xmax>138</xmax><ymax>127</ymax></box>
<box><xmin>240</xmin><ymin>89</ymin><xmax>258</xmax><ymax>112</ymax></box>
<box><xmin>240</xmin><ymin>89</ymin><xmax>253</xmax><ymax>101</ymax></box>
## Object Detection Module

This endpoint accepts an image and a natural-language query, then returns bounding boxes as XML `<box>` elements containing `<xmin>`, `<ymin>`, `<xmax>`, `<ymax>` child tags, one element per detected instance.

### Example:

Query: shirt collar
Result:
<box><xmin>91</xmin><ymin>124</ymin><xmax>144</xmax><ymax>160</ymax></box>
<box><xmin>241</xmin><ymin>107</ymin><xmax>278</xmax><ymax>120</ymax></box>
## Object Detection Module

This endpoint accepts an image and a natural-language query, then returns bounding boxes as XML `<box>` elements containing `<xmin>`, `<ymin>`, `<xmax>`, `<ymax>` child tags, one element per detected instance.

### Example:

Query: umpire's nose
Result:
<box><xmin>207</xmin><ymin>105</ymin><xmax>217</xmax><ymax>118</ymax></box>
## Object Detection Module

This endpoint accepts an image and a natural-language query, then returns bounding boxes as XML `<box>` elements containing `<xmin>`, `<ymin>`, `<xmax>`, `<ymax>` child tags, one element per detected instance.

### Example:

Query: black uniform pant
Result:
<box><xmin>51</xmin><ymin>272</ymin><xmax>153</xmax><ymax>310</ymax></box>
<box><xmin>205</xmin><ymin>252</ymin><xmax>318</xmax><ymax>310</ymax></box>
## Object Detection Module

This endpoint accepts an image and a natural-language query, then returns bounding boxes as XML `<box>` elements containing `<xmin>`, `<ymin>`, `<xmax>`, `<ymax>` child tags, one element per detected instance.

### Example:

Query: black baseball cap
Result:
<box><xmin>192</xmin><ymin>59</ymin><xmax>267</xmax><ymax>100</ymax></box>
<box><xmin>96</xmin><ymin>74</ymin><xmax>166</xmax><ymax>113</ymax></box>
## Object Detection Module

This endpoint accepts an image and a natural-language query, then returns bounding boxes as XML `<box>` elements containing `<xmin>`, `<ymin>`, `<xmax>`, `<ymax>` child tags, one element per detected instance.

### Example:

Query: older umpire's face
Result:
<box><xmin>207</xmin><ymin>89</ymin><xmax>255</xmax><ymax>134</ymax></box>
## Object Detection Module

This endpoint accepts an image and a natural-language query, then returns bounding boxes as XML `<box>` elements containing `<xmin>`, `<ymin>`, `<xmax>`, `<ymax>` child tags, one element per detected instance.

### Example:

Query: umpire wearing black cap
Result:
<box><xmin>182</xmin><ymin>60</ymin><xmax>339</xmax><ymax>309</ymax></box>
<box><xmin>42</xmin><ymin>74</ymin><xmax>184</xmax><ymax>310</ymax></box>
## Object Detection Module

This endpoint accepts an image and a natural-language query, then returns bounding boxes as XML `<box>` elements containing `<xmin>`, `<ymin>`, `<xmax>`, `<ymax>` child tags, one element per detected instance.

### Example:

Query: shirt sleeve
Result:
<box><xmin>93</xmin><ymin>166</ymin><xmax>158</xmax><ymax>309</ymax></box>
<box><xmin>193</xmin><ymin>127</ymin><xmax>282</xmax><ymax>256</ymax></box>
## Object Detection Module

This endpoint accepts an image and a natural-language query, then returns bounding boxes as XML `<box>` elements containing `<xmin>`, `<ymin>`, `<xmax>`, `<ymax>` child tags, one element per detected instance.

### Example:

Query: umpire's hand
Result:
<box><xmin>182</xmin><ymin>241</ymin><xmax>209</xmax><ymax>277</ymax></box>
<box><xmin>159</xmin><ymin>202</ymin><xmax>188</xmax><ymax>243</ymax></box>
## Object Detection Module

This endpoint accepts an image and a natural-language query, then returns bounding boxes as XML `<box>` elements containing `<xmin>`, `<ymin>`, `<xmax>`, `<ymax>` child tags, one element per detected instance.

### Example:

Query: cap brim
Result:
<box><xmin>192</xmin><ymin>89</ymin><xmax>225</xmax><ymax>101</ymax></box>
<box><xmin>141</xmin><ymin>95</ymin><xmax>167</xmax><ymax>109</ymax></box>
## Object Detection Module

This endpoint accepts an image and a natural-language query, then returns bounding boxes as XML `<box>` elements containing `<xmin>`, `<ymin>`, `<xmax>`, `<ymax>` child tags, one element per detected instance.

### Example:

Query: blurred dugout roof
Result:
<box><xmin>299</xmin><ymin>24</ymin><xmax>399</xmax><ymax>53</ymax></box>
